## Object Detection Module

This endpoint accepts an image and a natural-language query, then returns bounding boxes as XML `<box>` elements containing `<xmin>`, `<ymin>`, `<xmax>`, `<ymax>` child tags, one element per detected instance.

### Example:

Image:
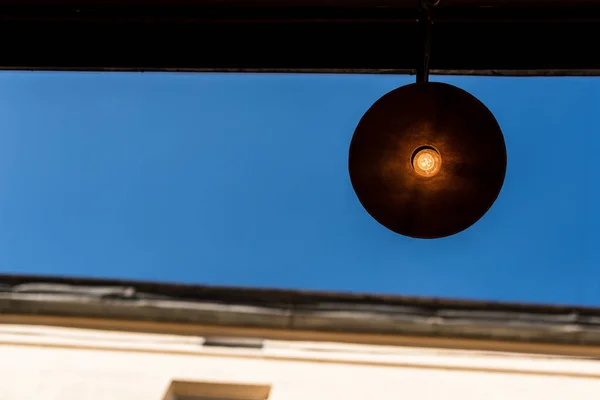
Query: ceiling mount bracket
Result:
<box><xmin>416</xmin><ymin>0</ymin><xmax>440</xmax><ymax>83</ymax></box>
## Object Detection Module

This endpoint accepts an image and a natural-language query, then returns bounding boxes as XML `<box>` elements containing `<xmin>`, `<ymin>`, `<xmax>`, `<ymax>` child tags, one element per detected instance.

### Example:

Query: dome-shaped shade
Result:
<box><xmin>348</xmin><ymin>82</ymin><xmax>507</xmax><ymax>239</ymax></box>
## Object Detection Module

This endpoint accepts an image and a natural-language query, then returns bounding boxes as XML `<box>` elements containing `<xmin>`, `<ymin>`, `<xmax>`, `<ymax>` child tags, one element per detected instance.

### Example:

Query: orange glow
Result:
<box><xmin>412</xmin><ymin>147</ymin><xmax>442</xmax><ymax>177</ymax></box>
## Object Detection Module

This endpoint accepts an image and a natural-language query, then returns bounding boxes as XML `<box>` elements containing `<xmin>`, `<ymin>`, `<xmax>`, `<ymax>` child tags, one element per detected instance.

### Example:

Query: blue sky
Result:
<box><xmin>0</xmin><ymin>71</ymin><xmax>597</xmax><ymax>305</ymax></box>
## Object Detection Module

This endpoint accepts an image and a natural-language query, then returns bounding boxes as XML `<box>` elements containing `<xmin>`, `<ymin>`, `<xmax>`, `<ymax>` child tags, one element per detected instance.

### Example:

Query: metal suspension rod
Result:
<box><xmin>416</xmin><ymin>0</ymin><xmax>439</xmax><ymax>83</ymax></box>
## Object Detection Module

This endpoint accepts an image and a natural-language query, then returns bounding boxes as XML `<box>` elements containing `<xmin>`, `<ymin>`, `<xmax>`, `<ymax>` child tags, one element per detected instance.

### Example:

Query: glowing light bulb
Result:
<box><xmin>417</xmin><ymin>153</ymin><xmax>435</xmax><ymax>171</ymax></box>
<box><xmin>412</xmin><ymin>147</ymin><xmax>442</xmax><ymax>177</ymax></box>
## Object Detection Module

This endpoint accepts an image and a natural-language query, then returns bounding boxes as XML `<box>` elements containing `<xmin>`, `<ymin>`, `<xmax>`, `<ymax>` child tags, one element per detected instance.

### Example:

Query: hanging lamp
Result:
<box><xmin>348</xmin><ymin>0</ymin><xmax>507</xmax><ymax>239</ymax></box>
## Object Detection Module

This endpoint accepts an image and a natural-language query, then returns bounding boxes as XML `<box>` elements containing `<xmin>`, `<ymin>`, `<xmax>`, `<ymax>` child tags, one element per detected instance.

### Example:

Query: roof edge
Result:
<box><xmin>1</xmin><ymin>274</ymin><xmax>600</xmax><ymax>348</ymax></box>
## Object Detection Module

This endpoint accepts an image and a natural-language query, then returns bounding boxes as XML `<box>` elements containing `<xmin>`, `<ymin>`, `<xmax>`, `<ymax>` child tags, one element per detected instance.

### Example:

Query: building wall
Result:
<box><xmin>1</xmin><ymin>324</ymin><xmax>600</xmax><ymax>400</ymax></box>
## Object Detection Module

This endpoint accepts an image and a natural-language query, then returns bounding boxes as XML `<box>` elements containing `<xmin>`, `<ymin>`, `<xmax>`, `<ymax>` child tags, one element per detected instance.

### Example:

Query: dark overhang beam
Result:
<box><xmin>1</xmin><ymin>0</ymin><xmax>600</xmax><ymax>76</ymax></box>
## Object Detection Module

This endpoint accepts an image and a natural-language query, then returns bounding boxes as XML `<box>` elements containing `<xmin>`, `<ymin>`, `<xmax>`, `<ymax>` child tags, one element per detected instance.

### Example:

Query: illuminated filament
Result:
<box><xmin>412</xmin><ymin>147</ymin><xmax>442</xmax><ymax>177</ymax></box>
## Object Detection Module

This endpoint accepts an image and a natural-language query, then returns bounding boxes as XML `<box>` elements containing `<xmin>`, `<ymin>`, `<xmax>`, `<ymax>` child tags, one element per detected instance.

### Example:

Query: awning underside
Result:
<box><xmin>0</xmin><ymin>0</ymin><xmax>599</xmax><ymax>75</ymax></box>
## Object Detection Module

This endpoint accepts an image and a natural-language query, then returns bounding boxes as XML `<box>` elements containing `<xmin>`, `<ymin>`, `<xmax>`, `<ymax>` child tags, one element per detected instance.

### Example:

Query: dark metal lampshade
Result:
<box><xmin>348</xmin><ymin>82</ymin><xmax>507</xmax><ymax>239</ymax></box>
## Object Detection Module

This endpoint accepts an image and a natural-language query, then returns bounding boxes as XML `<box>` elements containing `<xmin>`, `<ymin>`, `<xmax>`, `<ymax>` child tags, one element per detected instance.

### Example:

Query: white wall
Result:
<box><xmin>1</xmin><ymin>324</ymin><xmax>599</xmax><ymax>400</ymax></box>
